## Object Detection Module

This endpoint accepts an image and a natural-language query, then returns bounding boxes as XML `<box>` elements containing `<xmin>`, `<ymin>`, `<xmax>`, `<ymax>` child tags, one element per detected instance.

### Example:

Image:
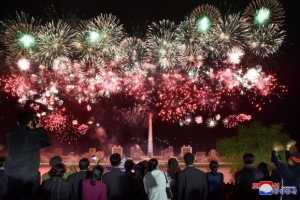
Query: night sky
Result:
<box><xmin>0</xmin><ymin>0</ymin><xmax>299</xmax><ymax>156</ymax></box>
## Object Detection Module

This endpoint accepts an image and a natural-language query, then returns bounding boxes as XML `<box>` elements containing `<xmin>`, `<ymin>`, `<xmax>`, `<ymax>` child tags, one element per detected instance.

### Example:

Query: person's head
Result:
<box><xmin>0</xmin><ymin>156</ymin><xmax>6</xmax><ymax>168</ymax></box>
<box><xmin>79</xmin><ymin>158</ymin><xmax>90</xmax><ymax>170</ymax></box>
<box><xmin>17</xmin><ymin>112</ymin><xmax>33</xmax><ymax>126</ymax></box>
<box><xmin>135</xmin><ymin>162</ymin><xmax>145</xmax><ymax>181</ymax></box>
<box><xmin>257</xmin><ymin>162</ymin><xmax>270</xmax><ymax>178</ymax></box>
<box><xmin>148</xmin><ymin>158</ymin><xmax>158</xmax><ymax>172</ymax></box>
<box><xmin>243</xmin><ymin>153</ymin><xmax>255</xmax><ymax>165</ymax></box>
<box><xmin>168</xmin><ymin>158</ymin><xmax>179</xmax><ymax>179</ymax></box>
<box><xmin>288</xmin><ymin>152</ymin><xmax>300</xmax><ymax>166</ymax></box>
<box><xmin>141</xmin><ymin>160</ymin><xmax>149</xmax><ymax>173</ymax></box>
<box><xmin>90</xmin><ymin>165</ymin><xmax>104</xmax><ymax>186</ymax></box>
<box><xmin>209</xmin><ymin>160</ymin><xmax>219</xmax><ymax>176</ymax></box>
<box><xmin>184</xmin><ymin>152</ymin><xmax>195</xmax><ymax>166</ymax></box>
<box><xmin>50</xmin><ymin>163</ymin><xmax>66</xmax><ymax>177</ymax></box>
<box><xmin>49</xmin><ymin>156</ymin><xmax>63</xmax><ymax>167</ymax></box>
<box><xmin>124</xmin><ymin>159</ymin><xmax>135</xmax><ymax>173</ymax></box>
<box><xmin>110</xmin><ymin>153</ymin><xmax>121</xmax><ymax>167</ymax></box>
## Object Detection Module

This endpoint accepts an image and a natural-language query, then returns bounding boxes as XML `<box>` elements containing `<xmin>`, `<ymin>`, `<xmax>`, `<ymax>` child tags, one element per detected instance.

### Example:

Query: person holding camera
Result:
<box><xmin>4</xmin><ymin>112</ymin><xmax>52</xmax><ymax>200</ymax></box>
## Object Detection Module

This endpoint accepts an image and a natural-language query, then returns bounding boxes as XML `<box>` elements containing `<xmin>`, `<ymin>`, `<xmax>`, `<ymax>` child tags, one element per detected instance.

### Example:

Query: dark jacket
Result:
<box><xmin>0</xmin><ymin>170</ymin><xmax>6</xmax><ymax>200</ymax></box>
<box><xmin>5</xmin><ymin>125</ymin><xmax>52</xmax><ymax>177</ymax></box>
<box><xmin>41</xmin><ymin>177</ymin><xmax>72</xmax><ymax>200</ymax></box>
<box><xmin>177</xmin><ymin>166</ymin><xmax>208</xmax><ymax>200</ymax></box>
<box><xmin>4</xmin><ymin>125</ymin><xmax>52</xmax><ymax>199</ymax></box>
<box><xmin>102</xmin><ymin>168</ymin><xmax>129</xmax><ymax>200</ymax></box>
<box><xmin>206</xmin><ymin>172</ymin><xmax>224</xmax><ymax>200</ymax></box>
<box><xmin>271</xmin><ymin>150</ymin><xmax>300</xmax><ymax>200</ymax></box>
<box><xmin>234</xmin><ymin>165</ymin><xmax>264</xmax><ymax>200</ymax></box>
<box><xmin>67</xmin><ymin>170</ymin><xmax>92</xmax><ymax>200</ymax></box>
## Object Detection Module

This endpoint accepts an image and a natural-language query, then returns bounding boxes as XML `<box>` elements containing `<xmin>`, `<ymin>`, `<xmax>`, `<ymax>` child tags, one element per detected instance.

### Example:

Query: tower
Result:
<box><xmin>148</xmin><ymin>113</ymin><xmax>153</xmax><ymax>158</ymax></box>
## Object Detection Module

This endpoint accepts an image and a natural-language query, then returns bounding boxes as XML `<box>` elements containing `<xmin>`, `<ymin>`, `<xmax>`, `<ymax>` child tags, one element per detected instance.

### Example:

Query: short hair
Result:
<box><xmin>148</xmin><ymin>158</ymin><xmax>158</xmax><ymax>172</ymax></box>
<box><xmin>50</xmin><ymin>163</ymin><xmax>66</xmax><ymax>177</ymax></box>
<box><xmin>184</xmin><ymin>152</ymin><xmax>195</xmax><ymax>165</ymax></box>
<box><xmin>110</xmin><ymin>153</ymin><xmax>121</xmax><ymax>167</ymax></box>
<box><xmin>90</xmin><ymin>165</ymin><xmax>104</xmax><ymax>186</ymax></box>
<box><xmin>17</xmin><ymin>112</ymin><xmax>33</xmax><ymax>125</ymax></box>
<box><xmin>243</xmin><ymin>153</ymin><xmax>255</xmax><ymax>164</ymax></box>
<box><xmin>0</xmin><ymin>156</ymin><xmax>6</xmax><ymax>168</ymax></box>
<box><xmin>79</xmin><ymin>158</ymin><xmax>90</xmax><ymax>170</ymax></box>
<box><xmin>124</xmin><ymin>159</ymin><xmax>135</xmax><ymax>173</ymax></box>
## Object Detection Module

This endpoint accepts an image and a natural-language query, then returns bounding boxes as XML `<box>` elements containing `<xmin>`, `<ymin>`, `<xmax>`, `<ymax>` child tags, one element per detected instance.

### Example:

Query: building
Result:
<box><xmin>148</xmin><ymin>113</ymin><xmax>153</xmax><ymax>158</ymax></box>
<box><xmin>168</xmin><ymin>146</ymin><xmax>173</xmax><ymax>157</ymax></box>
<box><xmin>54</xmin><ymin>148</ymin><xmax>62</xmax><ymax>156</ymax></box>
<box><xmin>208</xmin><ymin>149</ymin><xmax>219</xmax><ymax>157</ymax></box>
<box><xmin>161</xmin><ymin>150</ymin><xmax>165</xmax><ymax>158</ymax></box>
<box><xmin>130</xmin><ymin>146</ymin><xmax>143</xmax><ymax>160</ymax></box>
<box><xmin>181</xmin><ymin>145</ymin><xmax>192</xmax><ymax>156</ymax></box>
<box><xmin>196</xmin><ymin>151</ymin><xmax>206</xmax><ymax>157</ymax></box>
<box><xmin>112</xmin><ymin>145</ymin><xmax>123</xmax><ymax>158</ymax></box>
<box><xmin>89</xmin><ymin>148</ymin><xmax>96</xmax><ymax>156</ymax></box>
<box><xmin>95</xmin><ymin>151</ymin><xmax>105</xmax><ymax>160</ymax></box>
<box><xmin>160</xmin><ymin>146</ymin><xmax>174</xmax><ymax>160</ymax></box>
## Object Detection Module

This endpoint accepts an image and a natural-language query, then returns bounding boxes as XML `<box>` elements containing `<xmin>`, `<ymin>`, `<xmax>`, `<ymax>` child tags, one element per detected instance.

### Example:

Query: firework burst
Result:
<box><xmin>247</xmin><ymin>24</ymin><xmax>285</xmax><ymax>58</ymax></box>
<box><xmin>74</xmin><ymin>14</ymin><xmax>124</xmax><ymax>58</ymax></box>
<box><xmin>35</xmin><ymin>20</ymin><xmax>76</xmax><ymax>67</ymax></box>
<box><xmin>243</xmin><ymin>0</ymin><xmax>284</xmax><ymax>27</ymax></box>
<box><xmin>117</xmin><ymin>37</ymin><xmax>148</xmax><ymax>73</ymax></box>
<box><xmin>0</xmin><ymin>2</ymin><xmax>288</xmax><ymax>130</ymax></box>
<box><xmin>43</xmin><ymin>111</ymin><xmax>88</xmax><ymax>143</ymax></box>
<box><xmin>146</xmin><ymin>20</ymin><xmax>179</xmax><ymax>72</ymax></box>
<box><xmin>212</xmin><ymin>14</ymin><xmax>250</xmax><ymax>57</ymax></box>
<box><xmin>1</xmin><ymin>12</ymin><xmax>41</xmax><ymax>59</ymax></box>
<box><xmin>206</xmin><ymin>118</ymin><xmax>217</xmax><ymax>128</ymax></box>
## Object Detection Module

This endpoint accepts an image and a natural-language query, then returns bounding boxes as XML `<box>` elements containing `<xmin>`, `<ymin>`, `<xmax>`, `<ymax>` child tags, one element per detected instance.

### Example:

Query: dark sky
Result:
<box><xmin>0</xmin><ymin>0</ymin><xmax>299</xmax><ymax>156</ymax></box>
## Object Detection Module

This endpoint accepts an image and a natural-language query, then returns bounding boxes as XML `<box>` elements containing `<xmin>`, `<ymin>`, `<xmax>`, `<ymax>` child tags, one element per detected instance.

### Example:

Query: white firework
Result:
<box><xmin>206</xmin><ymin>118</ymin><xmax>217</xmax><ymax>128</ymax></box>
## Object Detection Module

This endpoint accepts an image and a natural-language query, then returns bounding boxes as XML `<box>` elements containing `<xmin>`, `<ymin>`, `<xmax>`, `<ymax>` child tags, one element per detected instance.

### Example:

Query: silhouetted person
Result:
<box><xmin>257</xmin><ymin>162</ymin><xmax>271</xmax><ymax>181</ymax></box>
<box><xmin>41</xmin><ymin>163</ymin><xmax>72</xmax><ymax>200</ymax></box>
<box><xmin>206</xmin><ymin>160</ymin><xmax>224</xmax><ymax>200</ymax></box>
<box><xmin>127</xmin><ymin>162</ymin><xmax>147</xmax><ymax>200</ymax></box>
<box><xmin>177</xmin><ymin>153</ymin><xmax>207</xmax><ymax>200</ymax></box>
<box><xmin>42</xmin><ymin>156</ymin><xmax>63</xmax><ymax>182</ymax></box>
<box><xmin>143</xmin><ymin>158</ymin><xmax>168</xmax><ymax>200</ymax></box>
<box><xmin>165</xmin><ymin>158</ymin><xmax>180</xmax><ymax>200</ymax></box>
<box><xmin>270</xmin><ymin>155</ymin><xmax>282</xmax><ymax>200</ymax></box>
<box><xmin>68</xmin><ymin>158</ymin><xmax>92</xmax><ymax>200</ymax></box>
<box><xmin>0</xmin><ymin>157</ymin><xmax>6</xmax><ymax>200</ymax></box>
<box><xmin>124</xmin><ymin>159</ymin><xmax>135</xmax><ymax>178</ymax></box>
<box><xmin>102</xmin><ymin>153</ymin><xmax>129</xmax><ymax>200</ymax></box>
<box><xmin>82</xmin><ymin>165</ymin><xmax>107</xmax><ymax>200</ymax></box>
<box><xmin>272</xmin><ymin>141</ymin><xmax>300</xmax><ymax>200</ymax></box>
<box><xmin>234</xmin><ymin>153</ymin><xmax>264</xmax><ymax>200</ymax></box>
<box><xmin>5</xmin><ymin>112</ymin><xmax>52</xmax><ymax>200</ymax></box>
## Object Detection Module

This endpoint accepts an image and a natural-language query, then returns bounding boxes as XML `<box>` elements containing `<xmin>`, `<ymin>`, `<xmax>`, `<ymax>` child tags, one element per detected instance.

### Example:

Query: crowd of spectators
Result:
<box><xmin>1</xmin><ymin>112</ymin><xmax>300</xmax><ymax>200</ymax></box>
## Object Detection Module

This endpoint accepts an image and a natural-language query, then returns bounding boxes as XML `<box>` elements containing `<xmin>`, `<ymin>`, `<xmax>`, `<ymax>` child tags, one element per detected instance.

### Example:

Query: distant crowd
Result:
<box><xmin>0</xmin><ymin>112</ymin><xmax>300</xmax><ymax>200</ymax></box>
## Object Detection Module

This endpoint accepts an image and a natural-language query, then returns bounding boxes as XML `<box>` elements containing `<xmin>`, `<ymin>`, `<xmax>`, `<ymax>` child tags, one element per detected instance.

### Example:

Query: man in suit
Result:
<box><xmin>5</xmin><ymin>112</ymin><xmax>52</xmax><ymax>200</ymax></box>
<box><xmin>67</xmin><ymin>158</ymin><xmax>92</xmax><ymax>200</ymax></box>
<box><xmin>177</xmin><ymin>152</ymin><xmax>208</xmax><ymax>200</ymax></box>
<box><xmin>102</xmin><ymin>153</ymin><xmax>129</xmax><ymax>200</ymax></box>
<box><xmin>234</xmin><ymin>153</ymin><xmax>264</xmax><ymax>200</ymax></box>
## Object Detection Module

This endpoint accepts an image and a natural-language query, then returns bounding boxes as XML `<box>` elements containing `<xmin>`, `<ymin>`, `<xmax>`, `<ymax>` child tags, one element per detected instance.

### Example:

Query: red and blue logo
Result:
<box><xmin>259</xmin><ymin>181</ymin><xmax>273</xmax><ymax>195</ymax></box>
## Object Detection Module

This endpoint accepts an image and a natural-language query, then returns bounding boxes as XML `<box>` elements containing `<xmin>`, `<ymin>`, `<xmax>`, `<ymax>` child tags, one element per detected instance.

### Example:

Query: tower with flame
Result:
<box><xmin>148</xmin><ymin>113</ymin><xmax>153</xmax><ymax>158</ymax></box>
